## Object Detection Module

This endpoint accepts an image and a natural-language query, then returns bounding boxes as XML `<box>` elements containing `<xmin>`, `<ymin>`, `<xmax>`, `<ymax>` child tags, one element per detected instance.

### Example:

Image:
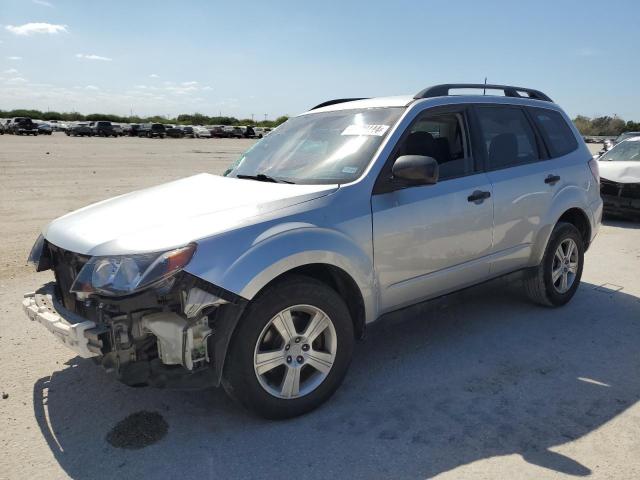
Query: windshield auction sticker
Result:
<box><xmin>341</xmin><ymin>124</ymin><xmax>390</xmax><ymax>136</ymax></box>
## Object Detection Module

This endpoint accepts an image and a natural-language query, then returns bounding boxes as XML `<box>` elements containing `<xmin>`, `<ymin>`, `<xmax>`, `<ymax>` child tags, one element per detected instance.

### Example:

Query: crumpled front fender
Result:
<box><xmin>185</xmin><ymin>223</ymin><xmax>376</xmax><ymax>323</ymax></box>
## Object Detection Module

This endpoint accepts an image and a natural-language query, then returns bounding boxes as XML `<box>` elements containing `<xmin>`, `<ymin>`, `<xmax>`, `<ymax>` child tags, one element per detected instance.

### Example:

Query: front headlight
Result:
<box><xmin>70</xmin><ymin>243</ymin><xmax>196</xmax><ymax>296</ymax></box>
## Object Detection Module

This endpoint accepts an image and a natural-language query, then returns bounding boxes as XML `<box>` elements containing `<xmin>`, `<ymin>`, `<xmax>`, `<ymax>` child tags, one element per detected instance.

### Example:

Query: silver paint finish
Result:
<box><xmin>43</xmin><ymin>173</ymin><xmax>337</xmax><ymax>256</ymax></box>
<box><xmin>39</xmin><ymin>93</ymin><xmax>603</xmax><ymax>326</ymax></box>
<box><xmin>372</xmin><ymin>173</ymin><xmax>494</xmax><ymax>312</ymax></box>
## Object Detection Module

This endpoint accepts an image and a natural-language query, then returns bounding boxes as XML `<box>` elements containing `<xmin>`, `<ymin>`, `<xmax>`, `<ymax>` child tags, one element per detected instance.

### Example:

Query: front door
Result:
<box><xmin>372</xmin><ymin>108</ymin><xmax>494</xmax><ymax>313</ymax></box>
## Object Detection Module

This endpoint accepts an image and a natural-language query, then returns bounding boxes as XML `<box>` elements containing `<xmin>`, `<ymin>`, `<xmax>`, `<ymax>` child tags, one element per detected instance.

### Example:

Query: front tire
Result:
<box><xmin>222</xmin><ymin>275</ymin><xmax>354</xmax><ymax>419</ymax></box>
<box><xmin>524</xmin><ymin>222</ymin><xmax>584</xmax><ymax>307</ymax></box>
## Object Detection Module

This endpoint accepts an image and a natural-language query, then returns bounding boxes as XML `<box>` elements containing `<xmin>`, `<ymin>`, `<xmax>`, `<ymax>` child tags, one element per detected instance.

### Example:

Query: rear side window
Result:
<box><xmin>530</xmin><ymin>108</ymin><xmax>578</xmax><ymax>158</ymax></box>
<box><xmin>475</xmin><ymin>106</ymin><xmax>539</xmax><ymax>170</ymax></box>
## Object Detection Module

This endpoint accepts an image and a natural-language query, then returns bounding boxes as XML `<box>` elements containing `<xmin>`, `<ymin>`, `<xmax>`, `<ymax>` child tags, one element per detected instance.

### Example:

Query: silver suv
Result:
<box><xmin>24</xmin><ymin>84</ymin><xmax>603</xmax><ymax>418</ymax></box>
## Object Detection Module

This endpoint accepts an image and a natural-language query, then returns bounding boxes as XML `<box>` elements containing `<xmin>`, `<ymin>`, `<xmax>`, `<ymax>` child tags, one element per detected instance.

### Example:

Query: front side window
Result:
<box><xmin>600</xmin><ymin>140</ymin><xmax>640</xmax><ymax>162</ymax></box>
<box><xmin>476</xmin><ymin>106</ymin><xmax>539</xmax><ymax>170</ymax></box>
<box><xmin>225</xmin><ymin>108</ymin><xmax>403</xmax><ymax>184</ymax></box>
<box><xmin>530</xmin><ymin>108</ymin><xmax>578</xmax><ymax>158</ymax></box>
<box><xmin>392</xmin><ymin>111</ymin><xmax>473</xmax><ymax>180</ymax></box>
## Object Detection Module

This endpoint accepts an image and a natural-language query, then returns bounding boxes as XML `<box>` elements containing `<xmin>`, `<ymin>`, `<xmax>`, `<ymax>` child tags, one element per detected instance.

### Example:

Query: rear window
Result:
<box><xmin>530</xmin><ymin>108</ymin><xmax>578</xmax><ymax>158</ymax></box>
<box><xmin>475</xmin><ymin>106</ymin><xmax>539</xmax><ymax>170</ymax></box>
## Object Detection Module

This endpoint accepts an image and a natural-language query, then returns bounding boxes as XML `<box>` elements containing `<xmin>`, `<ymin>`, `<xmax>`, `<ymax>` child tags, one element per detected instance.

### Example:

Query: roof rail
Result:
<box><xmin>414</xmin><ymin>84</ymin><xmax>553</xmax><ymax>102</ymax></box>
<box><xmin>310</xmin><ymin>98</ymin><xmax>369</xmax><ymax>110</ymax></box>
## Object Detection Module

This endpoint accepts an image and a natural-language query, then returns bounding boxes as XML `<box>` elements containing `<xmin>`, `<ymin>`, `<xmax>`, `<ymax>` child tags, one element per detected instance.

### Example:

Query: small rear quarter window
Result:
<box><xmin>530</xmin><ymin>108</ymin><xmax>578</xmax><ymax>158</ymax></box>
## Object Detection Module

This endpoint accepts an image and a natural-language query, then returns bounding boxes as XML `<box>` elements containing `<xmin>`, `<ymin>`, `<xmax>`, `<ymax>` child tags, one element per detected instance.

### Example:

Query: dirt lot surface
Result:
<box><xmin>1</xmin><ymin>135</ymin><xmax>639</xmax><ymax>479</ymax></box>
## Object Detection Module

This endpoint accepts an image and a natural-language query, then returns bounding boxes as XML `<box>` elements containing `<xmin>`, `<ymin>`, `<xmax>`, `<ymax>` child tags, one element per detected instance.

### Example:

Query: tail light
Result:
<box><xmin>588</xmin><ymin>158</ymin><xmax>600</xmax><ymax>185</ymax></box>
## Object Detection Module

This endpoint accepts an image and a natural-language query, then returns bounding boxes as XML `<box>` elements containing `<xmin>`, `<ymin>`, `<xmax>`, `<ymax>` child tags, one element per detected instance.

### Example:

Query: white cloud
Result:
<box><xmin>202</xmin><ymin>86</ymin><xmax>213</xmax><ymax>91</ymax></box>
<box><xmin>134</xmin><ymin>85</ymin><xmax>148</xmax><ymax>89</ymax></box>
<box><xmin>6</xmin><ymin>22</ymin><xmax>67</xmax><ymax>36</ymax></box>
<box><xmin>6</xmin><ymin>77</ymin><xmax>28</xmax><ymax>84</ymax></box>
<box><xmin>149</xmin><ymin>73</ymin><xmax>159</xmax><ymax>78</ymax></box>
<box><xmin>4</xmin><ymin>68</ymin><xmax>19</xmax><ymax>74</ymax></box>
<box><xmin>85</xmin><ymin>85</ymin><xmax>99</xmax><ymax>90</ymax></box>
<box><xmin>76</xmin><ymin>53</ymin><xmax>112</xmax><ymax>61</ymax></box>
<box><xmin>33</xmin><ymin>0</ymin><xmax>54</xmax><ymax>6</ymax></box>
<box><xmin>7</xmin><ymin>56</ymin><xmax>22</xmax><ymax>60</ymax></box>
<box><xmin>181</xmin><ymin>81</ymin><xmax>198</xmax><ymax>86</ymax></box>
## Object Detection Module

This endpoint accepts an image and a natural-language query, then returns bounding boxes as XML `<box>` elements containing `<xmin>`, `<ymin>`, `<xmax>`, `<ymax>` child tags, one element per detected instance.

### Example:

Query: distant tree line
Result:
<box><xmin>573</xmin><ymin>115</ymin><xmax>640</xmax><ymax>136</ymax></box>
<box><xmin>2</xmin><ymin>107</ymin><xmax>637</xmax><ymax>136</ymax></box>
<box><xmin>0</xmin><ymin>108</ymin><xmax>289</xmax><ymax>128</ymax></box>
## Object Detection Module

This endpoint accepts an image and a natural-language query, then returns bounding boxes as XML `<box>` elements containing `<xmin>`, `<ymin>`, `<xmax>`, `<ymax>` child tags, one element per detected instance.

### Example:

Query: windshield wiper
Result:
<box><xmin>235</xmin><ymin>173</ymin><xmax>294</xmax><ymax>184</ymax></box>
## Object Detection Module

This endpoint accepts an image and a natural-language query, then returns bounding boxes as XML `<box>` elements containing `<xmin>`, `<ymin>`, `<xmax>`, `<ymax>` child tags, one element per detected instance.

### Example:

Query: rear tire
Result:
<box><xmin>524</xmin><ymin>222</ymin><xmax>584</xmax><ymax>307</ymax></box>
<box><xmin>222</xmin><ymin>275</ymin><xmax>354</xmax><ymax>419</ymax></box>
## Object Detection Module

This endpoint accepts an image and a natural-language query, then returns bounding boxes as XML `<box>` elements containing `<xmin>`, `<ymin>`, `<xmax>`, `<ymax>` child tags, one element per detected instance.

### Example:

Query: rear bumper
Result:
<box><xmin>22</xmin><ymin>284</ymin><xmax>101</xmax><ymax>358</ymax></box>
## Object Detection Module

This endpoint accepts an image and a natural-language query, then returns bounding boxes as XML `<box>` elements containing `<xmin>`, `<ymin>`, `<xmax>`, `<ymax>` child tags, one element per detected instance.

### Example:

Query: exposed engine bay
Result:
<box><xmin>24</xmin><ymin>242</ymin><xmax>246</xmax><ymax>389</ymax></box>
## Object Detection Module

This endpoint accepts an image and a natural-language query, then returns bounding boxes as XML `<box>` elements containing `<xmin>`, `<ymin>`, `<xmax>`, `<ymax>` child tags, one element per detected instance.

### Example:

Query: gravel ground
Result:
<box><xmin>1</xmin><ymin>135</ymin><xmax>639</xmax><ymax>479</ymax></box>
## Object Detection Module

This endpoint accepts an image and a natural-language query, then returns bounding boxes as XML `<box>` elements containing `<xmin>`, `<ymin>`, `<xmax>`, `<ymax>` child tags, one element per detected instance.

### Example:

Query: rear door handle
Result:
<box><xmin>467</xmin><ymin>190</ymin><xmax>491</xmax><ymax>203</ymax></box>
<box><xmin>545</xmin><ymin>174</ymin><xmax>561</xmax><ymax>185</ymax></box>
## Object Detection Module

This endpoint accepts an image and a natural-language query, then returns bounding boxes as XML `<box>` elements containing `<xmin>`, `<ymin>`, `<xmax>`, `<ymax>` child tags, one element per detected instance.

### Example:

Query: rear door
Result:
<box><xmin>472</xmin><ymin>104</ymin><xmax>578</xmax><ymax>275</ymax></box>
<box><xmin>372</xmin><ymin>106</ymin><xmax>494</xmax><ymax>313</ymax></box>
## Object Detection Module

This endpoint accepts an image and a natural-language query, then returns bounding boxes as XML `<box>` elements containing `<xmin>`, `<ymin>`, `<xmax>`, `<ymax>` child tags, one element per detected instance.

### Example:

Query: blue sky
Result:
<box><xmin>1</xmin><ymin>0</ymin><xmax>638</xmax><ymax>120</ymax></box>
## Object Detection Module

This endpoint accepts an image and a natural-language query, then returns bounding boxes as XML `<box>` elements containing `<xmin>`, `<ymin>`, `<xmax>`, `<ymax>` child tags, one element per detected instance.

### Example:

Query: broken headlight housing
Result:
<box><xmin>27</xmin><ymin>234</ymin><xmax>46</xmax><ymax>269</ymax></box>
<box><xmin>70</xmin><ymin>243</ymin><xmax>196</xmax><ymax>296</ymax></box>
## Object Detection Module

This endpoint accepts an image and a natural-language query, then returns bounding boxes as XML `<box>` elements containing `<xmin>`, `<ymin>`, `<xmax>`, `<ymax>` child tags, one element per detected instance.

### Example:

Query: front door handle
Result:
<box><xmin>467</xmin><ymin>190</ymin><xmax>491</xmax><ymax>203</ymax></box>
<box><xmin>545</xmin><ymin>174</ymin><xmax>561</xmax><ymax>185</ymax></box>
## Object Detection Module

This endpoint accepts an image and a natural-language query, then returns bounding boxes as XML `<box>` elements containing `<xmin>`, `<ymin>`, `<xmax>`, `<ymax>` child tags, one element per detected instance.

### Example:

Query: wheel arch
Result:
<box><xmin>557</xmin><ymin>208</ymin><xmax>591</xmax><ymax>249</ymax></box>
<box><xmin>254</xmin><ymin>263</ymin><xmax>367</xmax><ymax>340</ymax></box>
<box><xmin>531</xmin><ymin>206</ymin><xmax>593</xmax><ymax>266</ymax></box>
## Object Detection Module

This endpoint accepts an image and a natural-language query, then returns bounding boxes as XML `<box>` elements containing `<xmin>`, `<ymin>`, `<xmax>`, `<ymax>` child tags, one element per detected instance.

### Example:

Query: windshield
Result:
<box><xmin>615</xmin><ymin>132</ymin><xmax>640</xmax><ymax>143</ymax></box>
<box><xmin>225</xmin><ymin>108</ymin><xmax>403</xmax><ymax>184</ymax></box>
<box><xmin>601</xmin><ymin>140</ymin><xmax>640</xmax><ymax>162</ymax></box>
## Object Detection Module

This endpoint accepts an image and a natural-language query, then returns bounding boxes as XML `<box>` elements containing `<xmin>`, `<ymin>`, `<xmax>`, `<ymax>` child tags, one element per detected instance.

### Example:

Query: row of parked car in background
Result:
<box><xmin>0</xmin><ymin>117</ymin><xmax>273</xmax><ymax>139</ymax></box>
<box><xmin>0</xmin><ymin>117</ymin><xmax>54</xmax><ymax>135</ymax></box>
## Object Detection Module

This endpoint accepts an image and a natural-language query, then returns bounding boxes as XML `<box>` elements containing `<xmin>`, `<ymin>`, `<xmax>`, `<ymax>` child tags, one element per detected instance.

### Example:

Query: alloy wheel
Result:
<box><xmin>551</xmin><ymin>238</ymin><xmax>579</xmax><ymax>294</ymax></box>
<box><xmin>253</xmin><ymin>305</ymin><xmax>337</xmax><ymax>399</ymax></box>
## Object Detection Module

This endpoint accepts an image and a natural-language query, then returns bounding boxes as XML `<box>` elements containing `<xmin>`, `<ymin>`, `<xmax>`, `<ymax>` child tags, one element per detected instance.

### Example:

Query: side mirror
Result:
<box><xmin>392</xmin><ymin>155</ymin><xmax>439</xmax><ymax>186</ymax></box>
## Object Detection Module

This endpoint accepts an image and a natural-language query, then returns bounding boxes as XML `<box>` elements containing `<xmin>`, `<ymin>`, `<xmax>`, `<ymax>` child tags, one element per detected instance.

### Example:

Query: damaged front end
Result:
<box><xmin>601</xmin><ymin>179</ymin><xmax>640</xmax><ymax>219</ymax></box>
<box><xmin>23</xmin><ymin>239</ymin><xmax>246</xmax><ymax>389</ymax></box>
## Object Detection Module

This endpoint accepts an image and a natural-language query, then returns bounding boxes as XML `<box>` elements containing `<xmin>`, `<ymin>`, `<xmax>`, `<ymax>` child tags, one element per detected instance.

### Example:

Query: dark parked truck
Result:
<box><xmin>66</xmin><ymin>123</ymin><xmax>93</xmax><ymax>137</ymax></box>
<box><xmin>9</xmin><ymin>117</ymin><xmax>38</xmax><ymax>135</ymax></box>
<box><xmin>91</xmin><ymin>121</ymin><xmax>117</xmax><ymax>137</ymax></box>
<box><xmin>139</xmin><ymin>123</ymin><xmax>166</xmax><ymax>138</ymax></box>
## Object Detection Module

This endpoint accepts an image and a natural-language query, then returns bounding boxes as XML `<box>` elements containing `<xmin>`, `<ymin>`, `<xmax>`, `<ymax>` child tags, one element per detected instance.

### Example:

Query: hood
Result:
<box><xmin>599</xmin><ymin>161</ymin><xmax>640</xmax><ymax>184</ymax></box>
<box><xmin>44</xmin><ymin>173</ymin><xmax>338</xmax><ymax>256</ymax></box>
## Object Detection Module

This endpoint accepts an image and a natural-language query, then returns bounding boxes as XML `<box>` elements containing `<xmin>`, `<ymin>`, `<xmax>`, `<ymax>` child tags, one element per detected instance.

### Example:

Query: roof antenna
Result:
<box><xmin>483</xmin><ymin>77</ymin><xmax>487</xmax><ymax>96</ymax></box>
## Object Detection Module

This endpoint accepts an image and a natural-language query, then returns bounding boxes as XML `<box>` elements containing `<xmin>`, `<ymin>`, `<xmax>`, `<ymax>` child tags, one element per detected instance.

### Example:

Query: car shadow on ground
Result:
<box><xmin>602</xmin><ymin>217</ymin><xmax>640</xmax><ymax>229</ymax></box>
<box><xmin>34</xmin><ymin>277</ymin><xmax>640</xmax><ymax>480</ymax></box>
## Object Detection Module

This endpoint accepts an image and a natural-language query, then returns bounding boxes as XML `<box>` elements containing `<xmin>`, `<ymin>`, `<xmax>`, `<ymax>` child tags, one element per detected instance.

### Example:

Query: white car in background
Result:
<box><xmin>194</xmin><ymin>126</ymin><xmax>212</xmax><ymax>138</ymax></box>
<box><xmin>598</xmin><ymin>136</ymin><xmax>640</xmax><ymax>219</ymax></box>
<box><xmin>253</xmin><ymin>127</ymin><xmax>267</xmax><ymax>138</ymax></box>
